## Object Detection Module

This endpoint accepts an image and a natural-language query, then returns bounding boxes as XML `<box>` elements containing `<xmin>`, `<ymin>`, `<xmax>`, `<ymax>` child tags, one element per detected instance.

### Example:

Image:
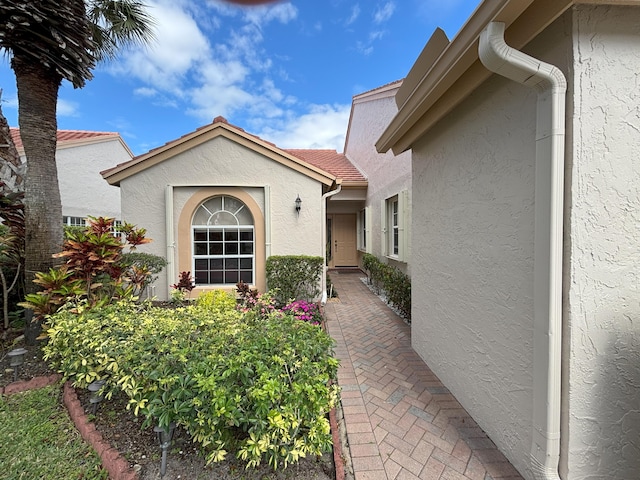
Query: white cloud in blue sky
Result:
<box><xmin>0</xmin><ymin>0</ymin><xmax>482</xmax><ymax>155</ymax></box>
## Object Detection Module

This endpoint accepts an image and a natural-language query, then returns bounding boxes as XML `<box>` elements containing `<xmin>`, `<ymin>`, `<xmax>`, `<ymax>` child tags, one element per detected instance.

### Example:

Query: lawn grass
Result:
<box><xmin>0</xmin><ymin>384</ymin><xmax>107</xmax><ymax>480</ymax></box>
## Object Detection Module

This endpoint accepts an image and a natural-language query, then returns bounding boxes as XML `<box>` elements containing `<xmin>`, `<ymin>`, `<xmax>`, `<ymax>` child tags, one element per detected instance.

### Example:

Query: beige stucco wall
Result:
<box><xmin>411</xmin><ymin>6</ymin><xmax>640</xmax><ymax>479</ymax></box>
<box><xmin>563</xmin><ymin>5</ymin><xmax>640</xmax><ymax>479</ymax></box>
<box><xmin>345</xmin><ymin>87</ymin><xmax>412</xmax><ymax>273</ymax></box>
<box><xmin>119</xmin><ymin>135</ymin><xmax>325</xmax><ymax>300</ymax></box>
<box><xmin>411</xmin><ymin>72</ymin><xmax>537</xmax><ymax>478</ymax></box>
<box><xmin>409</xmin><ymin>15</ymin><xmax>579</xmax><ymax>478</ymax></box>
<box><xmin>56</xmin><ymin>139</ymin><xmax>129</xmax><ymax>219</ymax></box>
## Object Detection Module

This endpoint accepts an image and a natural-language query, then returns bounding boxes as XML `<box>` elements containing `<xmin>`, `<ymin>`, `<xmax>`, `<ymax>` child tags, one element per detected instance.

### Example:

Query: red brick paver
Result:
<box><xmin>324</xmin><ymin>270</ymin><xmax>524</xmax><ymax>480</ymax></box>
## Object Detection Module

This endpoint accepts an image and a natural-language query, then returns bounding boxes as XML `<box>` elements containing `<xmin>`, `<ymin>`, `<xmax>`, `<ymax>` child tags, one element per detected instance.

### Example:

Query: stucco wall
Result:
<box><xmin>56</xmin><ymin>139</ymin><xmax>129</xmax><ymax>219</ymax></box>
<box><xmin>411</xmin><ymin>7</ymin><xmax>640</xmax><ymax>479</ymax></box>
<box><xmin>411</xmin><ymin>72</ymin><xmax>537</xmax><ymax>478</ymax></box>
<box><xmin>345</xmin><ymin>88</ymin><xmax>412</xmax><ymax>273</ymax></box>
<box><xmin>119</xmin><ymin>136</ymin><xmax>324</xmax><ymax>299</ymax></box>
<box><xmin>564</xmin><ymin>5</ymin><xmax>640</xmax><ymax>478</ymax></box>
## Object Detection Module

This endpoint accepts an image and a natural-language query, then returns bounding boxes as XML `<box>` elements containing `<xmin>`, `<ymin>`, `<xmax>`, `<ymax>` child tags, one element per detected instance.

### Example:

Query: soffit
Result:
<box><xmin>377</xmin><ymin>0</ymin><xmax>578</xmax><ymax>154</ymax></box>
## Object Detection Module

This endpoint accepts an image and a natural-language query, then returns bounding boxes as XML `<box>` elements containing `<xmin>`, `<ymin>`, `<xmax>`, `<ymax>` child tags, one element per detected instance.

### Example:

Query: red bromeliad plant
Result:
<box><xmin>20</xmin><ymin>217</ymin><xmax>153</xmax><ymax>323</ymax></box>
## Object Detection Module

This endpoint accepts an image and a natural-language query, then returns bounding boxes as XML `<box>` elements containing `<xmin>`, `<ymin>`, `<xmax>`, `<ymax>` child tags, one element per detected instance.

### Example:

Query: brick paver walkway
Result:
<box><xmin>324</xmin><ymin>270</ymin><xmax>524</xmax><ymax>480</ymax></box>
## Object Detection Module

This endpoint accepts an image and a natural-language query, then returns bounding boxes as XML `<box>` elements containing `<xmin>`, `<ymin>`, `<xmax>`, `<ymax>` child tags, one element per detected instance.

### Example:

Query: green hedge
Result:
<box><xmin>362</xmin><ymin>253</ymin><xmax>411</xmax><ymax>321</ymax></box>
<box><xmin>43</xmin><ymin>295</ymin><xmax>339</xmax><ymax>469</ymax></box>
<box><xmin>265</xmin><ymin>255</ymin><xmax>323</xmax><ymax>306</ymax></box>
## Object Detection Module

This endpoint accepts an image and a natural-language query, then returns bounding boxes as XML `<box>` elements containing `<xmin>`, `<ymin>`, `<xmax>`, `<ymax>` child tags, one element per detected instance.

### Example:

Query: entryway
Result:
<box><xmin>329</xmin><ymin>214</ymin><xmax>358</xmax><ymax>267</ymax></box>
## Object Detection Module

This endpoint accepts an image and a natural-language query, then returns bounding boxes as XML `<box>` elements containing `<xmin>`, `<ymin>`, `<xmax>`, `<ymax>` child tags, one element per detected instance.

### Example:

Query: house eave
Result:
<box><xmin>102</xmin><ymin>122</ymin><xmax>336</xmax><ymax>187</ymax></box>
<box><xmin>376</xmin><ymin>0</ymin><xmax>586</xmax><ymax>155</ymax></box>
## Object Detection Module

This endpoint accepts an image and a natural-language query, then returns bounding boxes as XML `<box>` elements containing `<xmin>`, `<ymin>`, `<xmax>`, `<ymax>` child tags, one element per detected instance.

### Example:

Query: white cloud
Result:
<box><xmin>345</xmin><ymin>5</ymin><xmax>361</xmax><ymax>26</ymax></box>
<box><xmin>373</xmin><ymin>1</ymin><xmax>396</xmax><ymax>24</ymax></box>
<box><xmin>257</xmin><ymin>103</ymin><xmax>351</xmax><ymax>151</ymax></box>
<box><xmin>57</xmin><ymin>99</ymin><xmax>80</xmax><ymax>117</ymax></box>
<box><xmin>110</xmin><ymin>0</ymin><xmax>211</xmax><ymax>92</ymax></box>
<box><xmin>134</xmin><ymin>87</ymin><xmax>158</xmax><ymax>97</ymax></box>
<box><xmin>241</xmin><ymin>3</ymin><xmax>298</xmax><ymax>27</ymax></box>
<box><xmin>106</xmin><ymin>0</ymin><xmax>348</xmax><ymax>153</ymax></box>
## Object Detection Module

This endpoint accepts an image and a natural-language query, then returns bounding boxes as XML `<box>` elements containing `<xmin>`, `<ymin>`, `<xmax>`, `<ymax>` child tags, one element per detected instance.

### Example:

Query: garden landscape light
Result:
<box><xmin>87</xmin><ymin>379</ymin><xmax>106</xmax><ymax>414</ymax></box>
<box><xmin>7</xmin><ymin>347</ymin><xmax>27</xmax><ymax>382</ymax></box>
<box><xmin>154</xmin><ymin>422</ymin><xmax>176</xmax><ymax>477</ymax></box>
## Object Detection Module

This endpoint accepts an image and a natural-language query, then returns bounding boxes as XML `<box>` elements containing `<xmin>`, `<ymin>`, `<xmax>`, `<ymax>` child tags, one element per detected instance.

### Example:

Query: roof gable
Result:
<box><xmin>102</xmin><ymin>117</ymin><xmax>337</xmax><ymax>187</ymax></box>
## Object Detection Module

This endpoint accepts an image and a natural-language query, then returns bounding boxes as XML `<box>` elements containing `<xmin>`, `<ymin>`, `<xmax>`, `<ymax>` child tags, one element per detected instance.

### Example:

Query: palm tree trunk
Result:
<box><xmin>12</xmin><ymin>56</ymin><xmax>63</xmax><ymax>344</ymax></box>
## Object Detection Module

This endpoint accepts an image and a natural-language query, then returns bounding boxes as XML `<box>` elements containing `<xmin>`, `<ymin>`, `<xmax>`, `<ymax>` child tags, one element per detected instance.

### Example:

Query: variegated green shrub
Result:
<box><xmin>43</xmin><ymin>292</ymin><xmax>339</xmax><ymax>469</ymax></box>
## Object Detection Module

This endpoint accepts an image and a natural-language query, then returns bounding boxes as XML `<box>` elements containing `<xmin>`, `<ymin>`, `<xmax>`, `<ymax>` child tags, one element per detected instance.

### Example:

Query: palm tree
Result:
<box><xmin>0</xmin><ymin>0</ymin><xmax>154</xmax><ymax>343</ymax></box>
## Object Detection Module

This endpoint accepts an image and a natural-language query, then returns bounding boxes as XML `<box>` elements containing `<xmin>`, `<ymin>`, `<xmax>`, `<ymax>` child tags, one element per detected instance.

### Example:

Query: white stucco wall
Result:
<box><xmin>564</xmin><ymin>5</ymin><xmax>640</xmax><ymax>479</ymax></box>
<box><xmin>411</xmin><ymin>71</ymin><xmax>537</xmax><ymax>478</ymax></box>
<box><xmin>119</xmin><ymin>136</ymin><xmax>324</xmax><ymax>299</ymax></box>
<box><xmin>56</xmin><ymin>139</ymin><xmax>129</xmax><ymax>219</ymax></box>
<box><xmin>345</xmin><ymin>87</ymin><xmax>412</xmax><ymax>273</ymax></box>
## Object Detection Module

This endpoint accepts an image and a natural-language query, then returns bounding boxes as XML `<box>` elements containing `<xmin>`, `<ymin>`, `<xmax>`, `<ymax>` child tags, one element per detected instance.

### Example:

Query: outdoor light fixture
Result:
<box><xmin>154</xmin><ymin>422</ymin><xmax>176</xmax><ymax>477</ymax></box>
<box><xmin>87</xmin><ymin>379</ymin><xmax>106</xmax><ymax>414</ymax></box>
<box><xmin>7</xmin><ymin>347</ymin><xmax>27</xmax><ymax>382</ymax></box>
<box><xmin>295</xmin><ymin>194</ymin><xmax>302</xmax><ymax>216</ymax></box>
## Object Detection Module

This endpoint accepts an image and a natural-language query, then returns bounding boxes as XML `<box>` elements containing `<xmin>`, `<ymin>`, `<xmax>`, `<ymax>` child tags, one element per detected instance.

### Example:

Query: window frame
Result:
<box><xmin>191</xmin><ymin>195</ymin><xmax>255</xmax><ymax>286</ymax></box>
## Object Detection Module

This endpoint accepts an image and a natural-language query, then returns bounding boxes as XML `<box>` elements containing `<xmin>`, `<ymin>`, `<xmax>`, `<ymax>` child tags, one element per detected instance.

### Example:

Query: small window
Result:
<box><xmin>382</xmin><ymin>191</ymin><xmax>408</xmax><ymax>262</ymax></box>
<box><xmin>63</xmin><ymin>216</ymin><xmax>86</xmax><ymax>227</ymax></box>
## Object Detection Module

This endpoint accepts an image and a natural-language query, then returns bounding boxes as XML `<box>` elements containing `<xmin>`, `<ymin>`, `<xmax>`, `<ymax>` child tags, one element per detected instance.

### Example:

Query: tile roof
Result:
<box><xmin>10</xmin><ymin>128</ymin><xmax>120</xmax><ymax>151</ymax></box>
<box><xmin>285</xmin><ymin>149</ymin><xmax>366</xmax><ymax>183</ymax></box>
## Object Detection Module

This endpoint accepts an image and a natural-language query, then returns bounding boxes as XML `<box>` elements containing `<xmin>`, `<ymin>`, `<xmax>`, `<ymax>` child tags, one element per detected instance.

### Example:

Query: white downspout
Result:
<box><xmin>479</xmin><ymin>22</ymin><xmax>565</xmax><ymax>480</ymax></box>
<box><xmin>321</xmin><ymin>183</ymin><xmax>342</xmax><ymax>304</ymax></box>
<box><xmin>165</xmin><ymin>185</ymin><xmax>176</xmax><ymax>297</ymax></box>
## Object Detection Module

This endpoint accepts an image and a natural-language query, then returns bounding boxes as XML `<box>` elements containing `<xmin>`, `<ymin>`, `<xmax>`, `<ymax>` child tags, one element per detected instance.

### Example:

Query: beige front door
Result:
<box><xmin>332</xmin><ymin>214</ymin><xmax>358</xmax><ymax>267</ymax></box>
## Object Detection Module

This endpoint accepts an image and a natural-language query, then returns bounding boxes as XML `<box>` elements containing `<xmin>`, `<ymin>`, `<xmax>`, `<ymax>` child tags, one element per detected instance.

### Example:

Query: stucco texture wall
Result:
<box><xmin>57</xmin><ymin>139</ymin><xmax>127</xmax><ymax>219</ymax></box>
<box><xmin>119</xmin><ymin>136</ymin><xmax>324</xmax><ymax>299</ymax></box>
<box><xmin>411</xmin><ymin>72</ymin><xmax>537</xmax><ymax>478</ymax></box>
<box><xmin>345</xmin><ymin>91</ymin><xmax>412</xmax><ymax>273</ymax></box>
<box><xmin>564</xmin><ymin>5</ymin><xmax>640</xmax><ymax>478</ymax></box>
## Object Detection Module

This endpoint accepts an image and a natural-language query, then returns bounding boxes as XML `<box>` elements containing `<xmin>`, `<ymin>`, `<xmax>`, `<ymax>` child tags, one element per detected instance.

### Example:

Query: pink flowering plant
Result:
<box><xmin>282</xmin><ymin>300</ymin><xmax>322</xmax><ymax>326</ymax></box>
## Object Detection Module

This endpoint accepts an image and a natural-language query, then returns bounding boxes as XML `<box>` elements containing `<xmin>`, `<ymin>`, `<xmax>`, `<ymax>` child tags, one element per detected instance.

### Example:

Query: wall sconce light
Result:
<box><xmin>88</xmin><ymin>379</ymin><xmax>106</xmax><ymax>414</ymax></box>
<box><xmin>154</xmin><ymin>422</ymin><xmax>177</xmax><ymax>477</ymax></box>
<box><xmin>7</xmin><ymin>347</ymin><xmax>27</xmax><ymax>382</ymax></box>
<box><xmin>295</xmin><ymin>195</ymin><xmax>302</xmax><ymax>216</ymax></box>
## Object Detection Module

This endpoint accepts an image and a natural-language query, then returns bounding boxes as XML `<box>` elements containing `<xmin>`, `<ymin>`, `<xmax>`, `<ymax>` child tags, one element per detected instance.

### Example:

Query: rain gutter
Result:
<box><xmin>321</xmin><ymin>182</ymin><xmax>342</xmax><ymax>305</ymax></box>
<box><xmin>479</xmin><ymin>21</ymin><xmax>566</xmax><ymax>480</ymax></box>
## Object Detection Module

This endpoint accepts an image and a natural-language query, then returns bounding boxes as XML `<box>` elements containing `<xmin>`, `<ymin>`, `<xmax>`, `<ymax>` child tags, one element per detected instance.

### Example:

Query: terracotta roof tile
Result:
<box><xmin>285</xmin><ymin>149</ymin><xmax>366</xmax><ymax>183</ymax></box>
<box><xmin>10</xmin><ymin>128</ymin><xmax>119</xmax><ymax>151</ymax></box>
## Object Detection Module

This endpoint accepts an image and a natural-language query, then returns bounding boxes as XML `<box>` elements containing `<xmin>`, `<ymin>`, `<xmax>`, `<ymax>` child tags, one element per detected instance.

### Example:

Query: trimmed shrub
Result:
<box><xmin>265</xmin><ymin>255</ymin><xmax>323</xmax><ymax>305</ymax></box>
<box><xmin>362</xmin><ymin>253</ymin><xmax>411</xmax><ymax>321</ymax></box>
<box><xmin>43</xmin><ymin>297</ymin><xmax>339</xmax><ymax>470</ymax></box>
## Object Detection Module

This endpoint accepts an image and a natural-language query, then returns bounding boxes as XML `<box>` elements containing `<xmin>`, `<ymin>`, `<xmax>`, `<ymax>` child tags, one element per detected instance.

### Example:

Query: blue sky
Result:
<box><xmin>0</xmin><ymin>0</ymin><xmax>481</xmax><ymax>156</ymax></box>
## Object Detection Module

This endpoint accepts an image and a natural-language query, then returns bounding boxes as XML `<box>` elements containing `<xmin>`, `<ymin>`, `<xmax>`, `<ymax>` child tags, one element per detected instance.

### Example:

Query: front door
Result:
<box><xmin>332</xmin><ymin>214</ymin><xmax>358</xmax><ymax>266</ymax></box>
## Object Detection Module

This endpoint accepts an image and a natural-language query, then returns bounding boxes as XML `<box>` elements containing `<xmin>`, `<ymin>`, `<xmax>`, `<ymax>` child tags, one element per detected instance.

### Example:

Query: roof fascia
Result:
<box><xmin>377</xmin><ymin>0</ymin><xmax>576</xmax><ymax>154</ymax></box>
<box><xmin>103</xmin><ymin>122</ymin><xmax>335</xmax><ymax>187</ymax></box>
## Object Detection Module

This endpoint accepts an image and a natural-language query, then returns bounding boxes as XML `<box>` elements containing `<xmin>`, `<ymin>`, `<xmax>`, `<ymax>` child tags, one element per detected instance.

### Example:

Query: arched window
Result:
<box><xmin>192</xmin><ymin>195</ymin><xmax>254</xmax><ymax>285</ymax></box>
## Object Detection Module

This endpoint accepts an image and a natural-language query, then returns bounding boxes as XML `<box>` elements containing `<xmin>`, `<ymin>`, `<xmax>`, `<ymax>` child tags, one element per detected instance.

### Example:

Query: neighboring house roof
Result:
<box><xmin>285</xmin><ymin>149</ymin><xmax>366</xmax><ymax>185</ymax></box>
<box><xmin>377</xmin><ymin>0</ymin><xmax>591</xmax><ymax>154</ymax></box>
<box><xmin>10</xmin><ymin>128</ymin><xmax>132</xmax><ymax>156</ymax></box>
<box><xmin>102</xmin><ymin>117</ymin><xmax>339</xmax><ymax>187</ymax></box>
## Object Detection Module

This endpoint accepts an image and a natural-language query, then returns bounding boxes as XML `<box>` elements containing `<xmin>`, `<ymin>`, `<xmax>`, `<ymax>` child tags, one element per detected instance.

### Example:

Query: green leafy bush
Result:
<box><xmin>362</xmin><ymin>253</ymin><xmax>411</xmax><ymax>320</ymax></box>
<box><xmin>43</xmin><ymin>296</ymin><xmax>339</xmax><ymax>469</ymax></box>
<box><xmin>20</xmin><ymin>217</ymin><xmax>155</xmax><ymax>323</ymax></box>
<box><xmin>265</xmin><ymin>255</ymin><xmax>323</xmax><ymax>306</ymax></box>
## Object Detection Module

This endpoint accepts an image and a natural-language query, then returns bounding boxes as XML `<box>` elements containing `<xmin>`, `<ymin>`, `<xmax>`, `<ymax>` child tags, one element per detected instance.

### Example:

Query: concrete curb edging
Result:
<box><xmin>62</xmin><ymin>382</ymin><xmax>139</xmax><ymax>480</ymax></box>
<box><xmin>330</xmin><ymin>406</ymin><xmax>345</xmax><ymax>480</ymax></box>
